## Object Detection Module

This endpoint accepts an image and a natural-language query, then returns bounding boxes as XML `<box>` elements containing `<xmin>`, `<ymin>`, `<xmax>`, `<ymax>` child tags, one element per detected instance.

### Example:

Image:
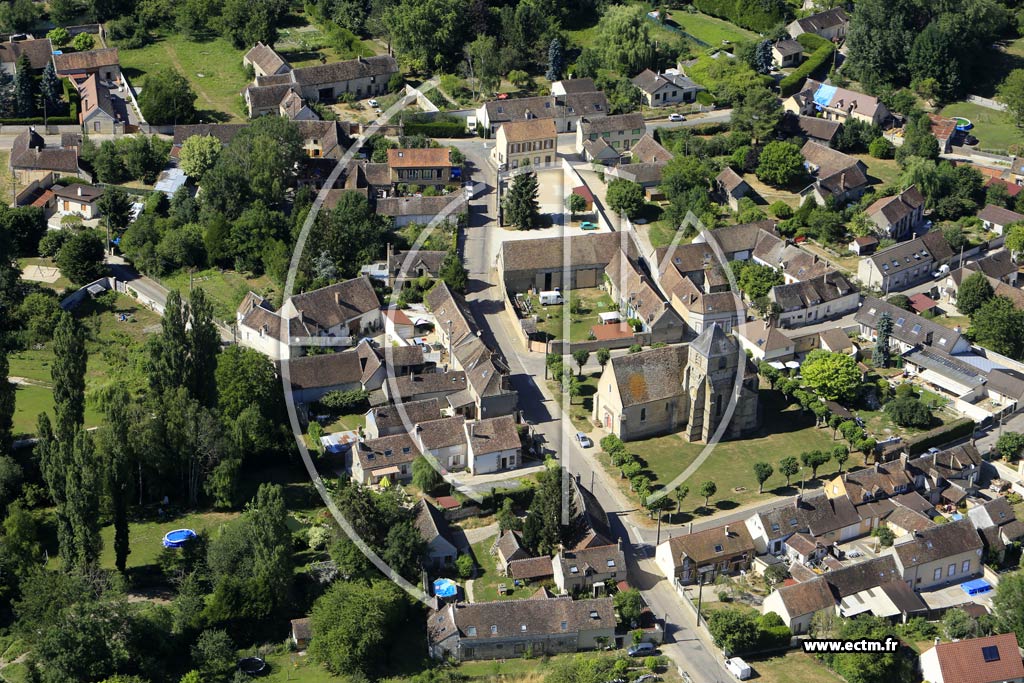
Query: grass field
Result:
<box><xmin>118</xmin><ymin>33</ymin><xmax>250</xmax><ymax>122</ymax></box>
<box><xmin>547</xmin><ymin>371</ymin><xmax>600</xmax><ymax>434</ymax></box>
<box><xmin>606</xmin><ymin>390</ymin><xmax>846</xmax><ymax>512</ymax></box>
<box><xmin>743</xmin><ymin>651</ymin><xmax>845</xmax><ymax>683</ymax></box>
<box><xmin>529</xmin><ymin>288</ymin><xmax>617</xmax><ymax>342</ymax></box>
<box><xmin>100</xmin><ymin>511</ymin><xmax>239</xmax><ymax>570</ymax></box>
<box><xmin>666</xmin><ymin>11</ymin><xmax>757</xmax><ymax>46</ymax></box>
<box><xmin>9</xmin><ymin>293</ymin><xmax>160</xmax><ymax>436</ymax></box>
<box><xmin>565</xmin><ymin>2</ymin><xmax>690</xmax><ymax>52</ymax></box>
<box><xmin>940</xmin><ymin>102</ymin><xmax>1024</xmax><ymax>153</ymax></box>
<box><xmin>856</xmin><ymin>153</ymin><xmax>902</xmax><ymax>187</ymax></box>
<box><xmin>468</xmin><ymin>535</ymin><xmax>542</xmax><ymax>602</ymax></box>
<box><xmin>161</xmin><ymin>268</ymin><xmax>279</xmax><ymax>322</ymax></box>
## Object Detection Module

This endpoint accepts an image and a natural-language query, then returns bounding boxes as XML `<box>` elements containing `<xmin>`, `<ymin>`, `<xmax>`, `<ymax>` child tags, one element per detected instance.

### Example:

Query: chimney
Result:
<box><xmin>335</xmin><ymin>291</ymin><xmax>341</xmax><ymax>305</ymax></box>
<box><xmin>874</xmin><ymin>461</ymin><xmax>880</xmax><ymax>473</ymax></box>
<box><xmin>724</xmin><ymin>525</ymin><xmax>730</xmax><ymax>536</ymax></box>
<box><xmin>688</xmin><ymin>522</ymin><xmax>693</xmax><ymax>535</ymax></box>
<box><xmin>469</xmin><ymin>422</ymin><xmax>475</xmax><ymax>438</ymax></box>
<box><xmin>77</xmin><ymin>186</ymin><xmax>82</xmax><ymax>197</ymax></box>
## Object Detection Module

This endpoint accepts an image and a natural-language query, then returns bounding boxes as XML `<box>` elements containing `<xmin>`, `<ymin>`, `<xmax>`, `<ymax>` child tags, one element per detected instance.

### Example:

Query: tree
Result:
<box><xmin>994</xmin><ymin>571</ymin><xmax>1024</xmax><ymax>644</ymax></box>
<box><xmin>969</xmin><ymin>296</ymin><xmax>1024</xmax><ymax>360</ymax></box>
<box><xmin>384</xmin><ymin>0</ymin><xmax>466</xmax><ymax>72</ymax></box>
<box><xmin>942</xmin><ymin>608</ymin><xmax>978</xmax><ymax>640</ymax></box>
<box><xmin>674</xmin><ymin>485</ymin><xmax>689</xmax><ymax>514</ymax></box>
<box><xmin>995</xmin><ymin>432</ymin><xmax>1024</xmax><ymax>461</ymax></box>
<box><xmin>48</xmin><ymin>0</ymin><xmax>77</xmax><ymax>24</ymax></box>
<box><xmin>758</xmin><ymin>361</ymin><xmax>780</xmax><ymax>389</ymax></box>
<box><xmin>507</xmin><ymin>70</ymin><xmax>530</xmax><ymax>89</ymax></box>
<box><xmin>871</xmin><ymin>526</ymin><xmax>895</xmax><ymax>547</ymax></box>
<box><xmin>869</xmin><ymin>137</ymin><xmax>895</xmax><ymax>159</ymax></box>
<box><xmin>546</xmin><ymin>37</ymin><xmax>564</xmax><ymax>82</ymax></box>
<box><xmin>698</xmin><ymin>480</ymin><xmax>717</xmax><ymax>508</ymax></box>
<box><xmin>756</xmin><ymin>141</ymin><xmax>804</xmax><ymax>186</ymax></box>
<box><xmin>957</xmin><ymin>271</ymin><xmax>995</xmax><ymax>315</ymax></box>
<box><xmin>751</xmin><ymin>40</ymin><xmax>773</xmax><ymax>74</ymax></box>
<box><xmin>185</xmin><ymin>287</ymin><xmax>220</xmax><ymax>404</ymax></box>
<box><xmin>800</xmin><ymin>450</ymin><xmax>831</xmax><ymax>479</ymax></box>
<box><xmin>733</xmin><ymin>87</ymin><xmax>782</xmax><ymax>143</ymax></box>
<box><xmin>832</xmin><ymin>445</ymin><xmax>850</xmax><ymax>473</ymax></box>
<box><xmin>13</xmin><ymin>55</ymin><xmax>34</xmax><ymax>117</ymax></box>
<box><xmin>567</xmin><ymin>192</ymin><xmax>587</xmax><ymax>219</ymax></box>
<box><xmin>96</xmin><ymin>385</ymin><xmax>142</xmax><ymax>573</ymax></box>
<box><xmin>606</xmin><ymin>178</ymin><xmax>645</xmax><ymax>219</ymax></box>
<box><xmin>465</xmin><ymin>35</ymin><xmax>501</xmax><ymax>94</ymax></box>
<box><xmin>706</xmin><ymin>609</ymin><xmax>760</xmax><ymax>655</ymax></box>
<box><xmin>572</xmin><ymin>350</ymin><xmax>590</xmax><ymax>377</ymax></box>
<box><xmin>753</xmin><ymin>462</ymin><xmax>773</xmax><ymax>494</ymax></box>
<box><xmin>875</xmin><ymin>312</ymin><xmax>892</xmax><ymax>368</ymax></box>
<box><xmin>596</xmin><ymin>348</ymin><xmax>611</xmax><ymax>369</ymax></box>
<box><xmin>800</xmin><ymin>350</ymin><xmax>861</xmax><ymax>402</ymax></box>
<box><xmin>503</xmin><ymin>171</ymin><xmax>540</xmax><ymax>230</ymax></box>
<box><xmin>191</xmin><ymin>630</ymin><xmax>236</xmax><ymax>683</ymax></box>
<box><xmin>40</xmin><ymin>62</ymin><xmax>63</xmax><ymax>114</ymax></box>
<box><xmin>71</xmin><ymin>32</ymin><xmax>95</xmax><ymax>51</ymax></box>
<box><xmin>56</xmin><ymin>230</ymin><xmax>105</xmax><ymax>285</ymax></box>
<box><xmin>732</xmin><ymin>261</ymin><xmax>784</xmax><ymax>301</ymax></box>
<box><xmin>0</xmin><ymin>353</ymin><xmax>14</xmax><ymax>454</ymax></box>
<box><xmin>615</xmin><ymin>589</ymin><xmax>644</xmax><ymax>626</ymax></box>
<box><xmin>590</xmin><ymin>5</ymin><xmax>657</xmax><ymax>75</ymax></box>
<box><xmin>47</xmin><ymin>27</ymin><xmax>71</xmax><ymax>47</ymax></box>
<box><xmin>140</xmin><ymin>68</ymin><xmax>197</xmax><ymax>125</ymax></box>
<box><xmin>998</xmin><ymin>69</ymin><xmax>1024</xmax><ymax>127</ymax></box>
<box><xmin>884</xmin><ymin>396</ymin><xmax>933</xmax><ymax>428</ymax></box>
<box><xmin>887</xmin><ymin>294</ymin><xmax>913</xmax><ymax>311</ymax></box>
<box><xmin>439</xmin><ymin>248</ymin><xmax>468</xmax><ymax>294</ymax></box>
<box><xmin>412</xmin><ymin>456</ymin><xmax>443</xmax><ymax>492</ymax></box>
<box><xmin>310</xmin><ymin>580</ymin><xmax>409</xmax><ymax>678</ymax></box>
<box><xmin>179</xmin><ymin>135</ymin><xmax>222</xmax><ymax>181</ymax></box>
<box><xmin>98</xmin><ymin>186</ymin><xmax>133</xmax><ymax>232</ymax></box>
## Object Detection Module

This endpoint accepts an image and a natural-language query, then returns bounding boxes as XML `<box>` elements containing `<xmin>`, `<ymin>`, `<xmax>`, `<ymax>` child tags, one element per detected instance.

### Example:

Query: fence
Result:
<box><xmin>966</xmin><ymin>95</ymin><xmax>1007</xmax><ymax>112</ymax></box>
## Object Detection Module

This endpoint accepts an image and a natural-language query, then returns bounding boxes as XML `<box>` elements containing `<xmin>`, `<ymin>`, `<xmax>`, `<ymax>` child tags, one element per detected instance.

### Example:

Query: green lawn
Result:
<box><xmin>529</xmin><ymin>288</ymin><xmax>617</xmax><ymax>342</ymax></box>
<box><xmin>607</xmin><ymin>390</ymin><xmax>846</xmax><ymax>513</ymax></box>
<box><xmin>100</xmin><ymin>511</ymin><xmax>240</xmax><ymax>570</ymax></box>
<box><xmin>468</xmin><ymin>535</ymin><xmax>544</xmax><ymax>602</ymax></box>
<box><xmin>856</xmin><ymin>153</ymin><xmax>901</xmax><ymax>187</ymax></box>
<box><xmin>117</xmin><ymin>33</ymin><xmax>251</xmax><ymax>122</ymax></box>
<box><xmin>646</xmin><ymin>219</ymin><xmax>695</xmax><ymax>249</ymax></box>
<box><xmin>940</xmin><ymin>102</ymin><xmax>1024</xmax><ymax>153</ymax></box>
<box><xmin>9</xmin><ymin>293</ymin><xmax>161</xmax><ymax>437</ymax></box>
<box><xmin>666</xmin><ymin>11</ymin><xmax>757</xmax><ymax>46</ymax></box>
<box><xmin>743</xmin><ymin>651</ymin><xmax>845</xmax><ymax>683</ymax></box>
<box><xmin>161</xmin><ymin>268</ymin><xmax>279</xmax><ymax>323</ymax></box>
<box><xmin>323</xmin><ymin>411</ymin><xmax>366</xmax><ymax>433</ymax></box>
<box><xmin>566</xmin><ymin>2</ymin><xmax>690</xmax><ymax>52</ymax></box>
<box><xmin>548</xmin><ymin>371</ymin><xmax>600</xmax><ymax>434</ymax></box>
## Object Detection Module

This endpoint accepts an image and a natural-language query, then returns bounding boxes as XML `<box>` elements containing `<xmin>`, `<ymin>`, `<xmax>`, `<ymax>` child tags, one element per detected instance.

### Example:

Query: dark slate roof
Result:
<box><xmin>53</xmin><ymin>47</ymin><xmax>119</xmax><ymax>73</ymax></box>
<box><xmin>468</xmin><ymin>415</ymin><xmax>520</xmax><ymax>455</ymax></box>
<box><xmin>370</xmin><ymin>398</ymin><xmax>442</xmax><ymax>433</ymax></box>
<box><xmin>291</xmin><ymin>54</ymin><xmax>398</xmax><ymax>87</ymax></box>
<box><xmin>773</xmin><ymin>39</ymin><xmax>804</xmax><ymax>57</ymax></box>
<box><xmin>774</xmin><ymin>576</ymin><xmax>834</xmax><ymax>617</ymax></box>
<box><xmin>387</xmin><ymin>371</ymin><xmax>467</xmax><ymax>399</ymax></box>
<box><xmin>770</xmin><ymin>271</ymin><xmax>855</xmax><ymax>311</ymax></box>
<box><xmin>416</xmin><ymin>416</ymin><xmax>467</xmax><ymax>450</ymax></box>
<box><xmin>793</xmin><ymin>8</ymin><xmax>850</xmax><ymax>33</ymax></box>
<box><xmin>865</xmin><ymin>231</ymin><xmax>953</xmax><ymax>278</ymax></box>
<box><xmin>52</xmin><ymin>183</ymin><xmax>103</xmax><ymax>202</ymax></box>
<box><xmin>579</xmin><ymin>112</ymin><xmax>645</xmax><ymax>135</ymax></box>
<box><xmin>629</xmin><ymin>134</ymin><xmax>673</xmax><ymax>164</ymax></box>
<box><xmin>500</xmin><ymin>232</ymin><xmax>636</xmax><ymax>274</ymax></box>
<box><xmin>978</xmin><ymin>203</ymin><xmax>1024</xmax><ymax>226</ymax></box>
<box><xmin>609</xmin><ymin>345</ymin><xmax>688</xmax><ymax>408</ymax></box>
<box><xmin>892</xmin><ymin>519</ymin><xmax>982</xmax><ymax>569</ymax></box>
<box><xmin>285</xmin><ymin>350</ymin><xmax>363</xmax><ymax>390</ymax></box>
<box><xmin>855</xmin><ymin>296</ymin><xmax>964</xmax><ymax>353</ymax></box>
<box><xmin>508</xmin><ymin>556</ymin><xmax>555</xmax><ymax>579</ymax></box>
<box><xmin>783</xmin><ymin>113</ymin><xmax>842</xmax><ymax>143</ymax></box>
<box><xmin>865</xmin><ymin>186</ymin><xmax>925</xmax><ymax>226</ymax></box>
<box><xmin>483</xmin><ymin>92</ymin><xmax>610</xmax><ymax>124</ymax></box>
<box><xmin>246</xmin><ymin>83</ymin><xmax>299</xmax><ymax>110</ymax></box>
<box><xmin>287</xmin><ymin>276</ymin><xmax>380</xmax><ymax>329</ymax></box>
<box><xmin>663</xmin><ymin>524</ymin><xmax>755</xmax><ymax>565</ymax></box>
<box><xmin>795</xmin><ymin>492</ymin><xmax>861</xmax><ymax>536</ymax></box>
<box><xmin>10</xmin><ymin>129</ymin><xmax>79</xmax><ymax>173</ymax></box>
<box><xmin>555</xmin><ymin>77</ymin><xmax>597</xmax><ymax>94</ymax></box>
<box><xmin>355</xmin><ymin>432</ymin><xmax>420</xmax><ymax>471</ymax></box>
<box><xmin>244</xmin><ymin>41</ymin><xmax>288</xmax><ymax>75</ymax></box>
<box><xmin>376</xmin><ymin>195</ymin><xmax>468</xmax><ymax>218</ymax></box>
<box><xmin>964</xmin><ymin>250</ymin><xmax>1018</xmax><ymax>281</ymax></box>
<box><xmin>429</xmin><ymin>597</ymin><xmax>615</xmax><ymax>644</ymax></box>
<box><xmin>703</xmin><ymin>220</ymin><xmax>778</xmax><ymax>255</ymax></box>
<box><xmin>690</xmin><ymin>323</ymin><xmax>735</xmax><ymax>358</ymax></box>
<box><xmin>0</xmin><ymin>38</ymin><xmax>53</xmax><ymax>69</ymax></box>
<box><xmin>557</xmin><ymin>543</ymin><xmax>625</xmax><ymax>578</ymax></box>
<box><xmin>822</xmin><ymin>555</ymin><xmax>901</xmax><ymax>598</ymax></box>
<box><xmin>414</xmin><ymin>499</ymin><xmax>455</xmax><ymax>545</ymax></box>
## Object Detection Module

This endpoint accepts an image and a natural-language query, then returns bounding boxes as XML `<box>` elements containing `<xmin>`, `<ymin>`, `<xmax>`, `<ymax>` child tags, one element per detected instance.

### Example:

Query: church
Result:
<box><xmin>591</xmin><ymin>325</ymin><xmax>761</xmax><ymax>443</ymax></box>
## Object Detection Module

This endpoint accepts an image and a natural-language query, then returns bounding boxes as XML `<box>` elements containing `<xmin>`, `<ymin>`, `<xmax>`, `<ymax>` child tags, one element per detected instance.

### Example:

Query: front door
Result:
<box><xmin>501</xmin><ymin>457</ymin><xmax>508</xmax><ymax>469</ymax></box>
<box><xmin>544</xmin><ymin>272</ymin><xmax>552</xmax><ymax>290</ymax></box>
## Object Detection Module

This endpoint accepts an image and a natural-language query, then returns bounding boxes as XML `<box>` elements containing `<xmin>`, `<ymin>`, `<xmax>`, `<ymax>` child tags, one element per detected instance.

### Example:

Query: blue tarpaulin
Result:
<box><xmin>813</xmin><ymin>84</ymin><xmax>837</xmax><ymax>109</ymax></box>
<box><xmin>434</xmin><ymin>578</ymin><xmax>458</xmax><ymax>598</ymax></box>
<box><xmin>961</xmin><ymin>578</ymin><xmax>992</xmax><ymax>596</ymax></box>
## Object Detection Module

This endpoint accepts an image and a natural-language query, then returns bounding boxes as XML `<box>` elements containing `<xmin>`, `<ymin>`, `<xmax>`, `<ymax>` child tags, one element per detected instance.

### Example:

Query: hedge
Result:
<box><xmin>403</xmin><ymin>120</ymin><xmax>467</xmax><ymax>137</ymax></box>
<box><xmin>905</xmin><ymin>418</ymin><xmax>976</xmax><ymax>455</ymax></box>
<box><xmin>693</xmin><ymin>0</ymin><xmax>792</xmax><ymax>33</ymax></box>
<box><xmin>0</xmin><ymin>77</ymin><xmax>81</xmax><ymax>126</ymax></box>
<box><xmin>779</xmin><ymin>42</ymin><xmax>836</xmax><ymax>97</ymax></box>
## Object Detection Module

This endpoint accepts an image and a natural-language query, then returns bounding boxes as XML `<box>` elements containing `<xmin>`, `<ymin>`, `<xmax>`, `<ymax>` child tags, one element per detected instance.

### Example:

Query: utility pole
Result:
<box><xmin>656</xmin><ymin>507</ymin><xmax>663</xmax><ymax>546</ymax></box>
<box><xmin>695</xmin><ymin>574</ymin><xmax>705</xmax><ymax>626</ymax></box>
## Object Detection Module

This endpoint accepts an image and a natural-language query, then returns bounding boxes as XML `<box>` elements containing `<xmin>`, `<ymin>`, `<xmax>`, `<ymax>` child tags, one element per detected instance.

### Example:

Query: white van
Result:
<box><xmin>539</xmin><ymin>291</ymin><xmax>564</xmax><ymax>306</ymax></box>
<box><xmin>725</xmin><ymin>657</ymin><xmax>752</xmax><ymax>680</ymax></box>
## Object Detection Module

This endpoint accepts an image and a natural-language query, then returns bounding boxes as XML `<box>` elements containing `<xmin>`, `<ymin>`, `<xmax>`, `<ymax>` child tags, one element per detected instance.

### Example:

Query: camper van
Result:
<box><xmin>539</xmin><ymin>291</ymin><xmax>564</xmax><ymax>306</ymax></box>
<box><xmin>724</xmin><ymin>658</ymin><xmax>752</xmax><ymax>680</ymax></box>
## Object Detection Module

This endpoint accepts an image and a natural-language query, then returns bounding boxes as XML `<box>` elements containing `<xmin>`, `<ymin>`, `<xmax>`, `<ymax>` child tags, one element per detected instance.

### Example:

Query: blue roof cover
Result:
<box><xmin>813</xmin><ymin>84</ymin><xmax>837</xmax><ymax>109</ymax></box>
<box><xmin>960</xmin><ymin>578</ymin><xmax>992</xmax><ymax>594</ymax></box>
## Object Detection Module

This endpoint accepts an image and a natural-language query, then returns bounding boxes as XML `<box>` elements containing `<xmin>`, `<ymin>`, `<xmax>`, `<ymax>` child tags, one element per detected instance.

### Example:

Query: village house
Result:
<box><xmin>591</xmin><ymin>329</ymin><xmax>760</xmax><ymax>442</ymax></box>
<box><xmin>243</xmin><ymin>41</ymin><xmax>290</xmax><ymax>78</ymax></box>
<box><xmin>351</xmin><ymin>432</ymin><xmax>420</xmax><ymax>485</ymax></box>
<box><xmin>784</xmin><ymin>79</ymin><xmax>889</xmax><ymax>127</ymax></box>
<box><xmin>10</xmin><ymin>128</ymin><xmax>87</xmax><ymax>182</ymax></box>
<box><xmin>465</xmin><ymin>414</ymin><xmax>521</xmax><ymax>474</ymax></box>
<box><xmin>603</xmin><ymin>250</ymin><xmax>686</xmax><ymax>343</ymax></box>
<box><xmin>793</xmin><ymin>492</ymin><xmax>863</xmax><ymax>543</ymax></box>
<box><xmin>387</xmin><ymin>246</ymin><xmax>447</xmax><ymax>288</ymax></box>
<box><xmin>631</xmin><ymin>68</ymin><xmax>701</xmax><ymax>107</ymax></box>
<box><xmin>967</xmin><ymin>497</ymin><xmax>1024</xmax><ymax>563</ymax></box>
<box><xmin>760</xmin><ymin>576</ymin><xmax>834</xmax><ymax>634</ymax></box>
<box><xmin>387</xmin><ymin>148</ymin><xmax>455</xmax><ymax>187</ymax></box>
<box><xmin>864</xmin><ymin>186</ymin><xmax>926</xmax><ymax>240</ymax></box>
<box><xmin>428</xmin><ymin>597</ymin><xmax>616</xmax><ymax>661</ymax></box>
<box><xmin>799</xmin><ymin>140</ymin><xmax>870</xmax><ymax>205</ymax></box>
<box><xmin>493</xmin><ymin>118</ymin><xmax>558</xmax><ymax>170</ymax></box>
<box><xmin>376</xmin><ymin>195</ymin><xmax>468</xmax><ymax>228</ymax></box>
<box><xmin>891</xmin><ymin>520</ymin><xmax>983</xmax><ymax>590</ymax></box>
<box><xmin>715</xmin><ymin>167</ymin><xmax>753</xmax><ymax>212</ymax></box>
<box><xmin>284</xmin><ymin>350</ymin><xmax>364</xmax><ymax>404</ymax></box>
<box><xmin>856</xmin><ymin>231</ymin><xmax>953</xmax><ymax>291</ymax></box>
<box><xmin>919</xmin><ymin>633</ymin><xmax>1024</xmax><ymax>683</ymax></box>
<box><xmin>414</xmin><ymin>500</ymin><xmax>460</xmax><ymax>569</ymax></box>
<box><xmin>576</xmin><ymin>112</ymin><xmax>647</xmax><ymax>162</ymax></box>
<box><xmin>494</xmin><ymin>530</ymin><xmax>531</xmax><ymax>574</ymax></box>
<box><xmin>905</xmin><ymin>444</ymin><xmax>983</xmax><ymax>506</ymax></box>
<box><xmin>943</xmin><ymin>250</ymin><xmax>1020</xmax><ymax>310</ymax></box>
<box><xmin>244</xmin><ymin>54</ymin><xmax>398</xmax><ymax>116</ymax></box>
<box><xmin>0</xmin><ymin>37</ymin><xmax>53</xmax><ymax>75</ymax></box>
<box><xmin>855</xmin><ymin>296</ymin><xmax>970</xmax><ymax>356</ymax></box>
<box><xmin>783</xmin><ymin>531</ymin><xmax>828</xmax><ymax>565</ymax></box>
<box><xmin>655</xmin><ymin>523</ymin><xmax>756</xmax><ymax>586</ymax></box>
<box><xmin>978</xmin><ymin>204</ymin><xmax>1024</xmax><ymax>235</ymax></box>
<box><xmin>660</xmin><ymin>266</ymin><xmax>745</xmax><ymax>335</ymax></box>
<box><xmin>768</xmin><ymin>270</ymin><xmax>860</xmax><ymax>328</ymax></box>
<box><xmin>733</xmin><ymin>321</ymin><xmax>798</xmax><ymax>363</ymax></box>
<box><xmin>78</xmin><ymin>73</ymin><xmax>127</xmax><ymax>134</ymax></box>
<box><xmin>413</xmin><ymin>415</ymin><xmax>468</xmax><ymax>471</ymax></box>
<box><xmin>53</xmin><ymin>183</ymin><xmax>104</xmax><ymax>219</ymax></box>
<box><xmin>476</xmin><ymin>91</ymin><xmax>609</xmax><ymax>135</ymax></box>
<box><xmin>364</xmin><ymin>398</ymin><xmax>443</xmax><ymax>439</ymax></box>
<box><xmin>929</xmin><ymin>114</ymin><xmax>958</xmax><ymax>154</ymax></box>
<box><xmin>786</xmin><ymin>8</ymin><xmax>851</xmax><ymax>40</ymax></box>
<box><xmin>53</xmin><ymin>47</ymin><xmax>121</xmax><ymax>82</ymax></box>
<box><xmin>279</xmin><ymin>276</ymin><xmax>382</xmax><ymax>339</ymax></box>
<box><xmin>499</xmin><ymin>232</ymin><xmax>639</xmax><ymax>294</ymax></box>
<box><xmin>781</xmin><ymin>112</ymin><xmax>842</xmax><ymax>147</ymax></box>
<box><xmin>849</xmin><ymin>235</ymin><xmax>879</xmax><ymax>255</ymax></box>
<box><xmin>384</xmin><ymin>370</ymin><xmax>468</xmax><ymax>405</ymax></box>
<box><xmin>744</xmin><ymin>507</ymin><xmax>802</xmax><ymax>555</ymax></box>
<box><xmin>772</xmin><ymin>39</ymin><xmax>804</xmax><ymax>68</ymax></box>
<box><xmin>696</xmin><ymin>220</ymin><xmax>780</xmax><ymax>262</ymax></box>
<box><xmin>553</xmin><ymin>542</ymin><xmax>627</xmax><ymax>596</ymax></box>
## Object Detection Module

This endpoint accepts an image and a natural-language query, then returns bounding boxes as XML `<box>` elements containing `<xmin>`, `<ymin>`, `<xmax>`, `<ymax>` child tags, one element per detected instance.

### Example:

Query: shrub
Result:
<box><xmin>769</xmin><ymin>201</ymin><xmax>793</xmax><ymax>219</ymax></box>
<box><xmin>693</xmin><ymin>0</ymin><xmax>791</xmax><ymax>33</ymax></box>
<box><xmin>318</xmin><ymin>388</ymin><xmax>370</xmax><ymax>413</ymax></box>
<box><xmin>884</xmin><ymin>396</ymin><xmax>933</xmax><ymax>428</ymax></box>
<box><xmin>869</xmin><ymin>137</ymin><xmax>895</xmax><ymax>159</ymax></box>
<box><xmin>779</xmin><ymin>41</ymin><xmax>836</xmax><ymax>97</ymax></box>
<box><xmin>455</xmin><ymin>553</ymin><xmax>475</xmax><ymax>578</ymax></box>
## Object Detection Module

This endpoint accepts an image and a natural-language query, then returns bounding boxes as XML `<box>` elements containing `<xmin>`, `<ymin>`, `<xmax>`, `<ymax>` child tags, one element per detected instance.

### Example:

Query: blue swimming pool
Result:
<box><xmin>162</xmin><ymin>529</ymin><xmax>197</xmax><ymax>548</ymax></box>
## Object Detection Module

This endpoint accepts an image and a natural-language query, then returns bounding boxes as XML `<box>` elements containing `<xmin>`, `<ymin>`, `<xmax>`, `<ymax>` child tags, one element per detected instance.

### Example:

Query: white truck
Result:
<box><xmin>539</xmin><ymin>290</ymin><xmax>564</xmax><ymax>306</ymax></box>
<box><xmin>725</xmin><ymin>657</ymin><xmax>752</xmax><ymax>680</ymax></box>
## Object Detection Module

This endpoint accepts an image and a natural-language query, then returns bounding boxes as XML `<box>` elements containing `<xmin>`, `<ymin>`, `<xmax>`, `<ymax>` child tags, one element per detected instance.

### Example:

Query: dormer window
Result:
<box><xmin>467</xmin><ymin>626</ymin><xmax>477</xmax><ymax>636</ymax></box>
<box><xmin>490</xmin><ymin>625</ymin><xmax>498</xmax><ymax>634</ymax></box>
<box><xmin>714</xmin><ymin>544</ymin><xmax>724</xmax><ymax>553</ymax></box>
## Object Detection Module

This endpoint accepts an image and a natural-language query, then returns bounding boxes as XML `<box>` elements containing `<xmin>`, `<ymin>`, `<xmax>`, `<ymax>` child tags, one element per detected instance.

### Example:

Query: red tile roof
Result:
<box><xmin>590</xmin><ymin>323</ymin><xmax>634</xmax><ymax>341</ymax></box>
<box><xmin>931</xmin><ymin>633</ymin><xmax>1024</xmax><ymax>683</ymax></box>
<box><xmin>909</xmin><ymin>293</ymin><xmax>937</xmax><ymax>313</ymax></box>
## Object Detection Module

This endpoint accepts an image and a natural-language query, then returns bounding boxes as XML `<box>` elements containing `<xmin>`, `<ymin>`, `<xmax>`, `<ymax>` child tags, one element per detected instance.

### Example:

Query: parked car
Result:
<box><xmin>580</xmin><ymin>221</ymin><xmax>598</xmax><ymax>230</ymax></box>
<box><xmin>668</xmin><ymin>113</ymin><xmax>686</xmax><ymax>122</ymax></box>
<box><xmin>368</xmin><ymin>99</ymin><xmax>379</xmax><ymax>107</ymax></box>
<box><xmin>632</xmin><ymin>675</ymin><xmax>657</xmax><ymax>683</ymax></box>
<box><xmin>927</xmin><ymin>446</ymin><xmax>941</xmax><ymax>455</ymax></box>
<box><xmin>633</xmin><ymin>217</ymin><xmax>648</xmax><ymax>224</ymax></box>
<box><xmin>576</xmin><ymin>433</ymin><xmax>593</xmax><ymax>448</ymax></box>
<box><xmin>627</xmin><ymin>643</ymin><xmax>656</xmax><ymax>657</ymax></box>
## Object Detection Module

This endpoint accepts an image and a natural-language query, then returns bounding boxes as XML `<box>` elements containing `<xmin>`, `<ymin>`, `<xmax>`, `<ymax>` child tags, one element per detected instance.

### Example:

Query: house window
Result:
<box><xmin>639</xmin><ymin>408</ymin><xmax>646</xmax><ymax>422</ymax></box>
<box><xmin>962</xmin><ymin>559</ymin><xmax>971</xmax><ymax>573</ymax></box>
<box><xmin>933</xmin><ymin>568</ymin><xmax>942</xmax><ymax>581</ymax></box>
<box><xmin>947</xmin><ymin>563</ymin><xmax>956</xmax><ymax>577</ymax></box>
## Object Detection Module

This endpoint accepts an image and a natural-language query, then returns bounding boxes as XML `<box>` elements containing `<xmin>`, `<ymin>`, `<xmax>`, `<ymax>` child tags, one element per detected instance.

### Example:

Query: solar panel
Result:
<box><xmin>982</xmin><ymin>645</ymin><xmax>1000</xmax><ymax>662</ymax></box>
